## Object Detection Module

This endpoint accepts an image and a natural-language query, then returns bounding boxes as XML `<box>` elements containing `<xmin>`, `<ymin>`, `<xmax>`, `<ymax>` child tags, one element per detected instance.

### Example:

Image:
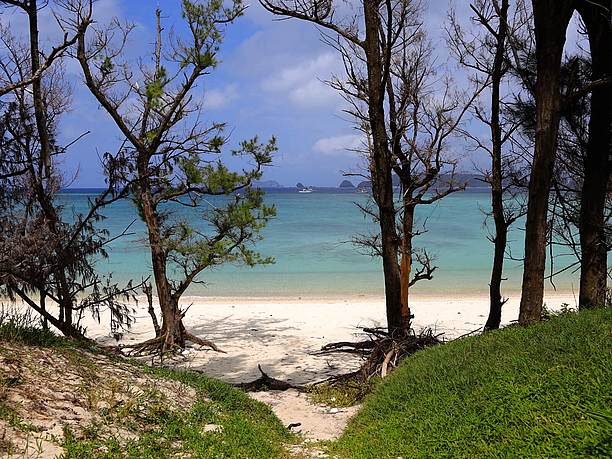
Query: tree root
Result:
<box><xmin>184</xmin><ymin>332</ymin><xmax>225</xmax><ymax>353</ymax></box>
<box><xmin>119</xmin><ymin>331</ymin><xmax>224</xmax><ymax>356</ymax></box>
<box><xmin>235</xmin><ymin>365</ymin><xmax>305</xmax><ymax>392</ymax></box>
<box><xmin>317</xmin><ymin>327</ymin><xmax>444</xmax><ymax>389</ymax></box>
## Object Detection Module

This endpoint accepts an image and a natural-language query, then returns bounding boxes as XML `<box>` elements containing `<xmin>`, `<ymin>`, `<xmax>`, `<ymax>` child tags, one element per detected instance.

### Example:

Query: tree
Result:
<box><xmin>72</xmin><ymin>0</ymin><xmax>276</xmax><ymax>353</ymax></box>
<box><xmin>517</xmin><ymin>0</ymin><xmax>610</xmax><ymax>322</ymax></box>
<box><xmin>0</xmin><ymin>1</ymin><xmax>79</xmax><ymax>98</ymax></box>
<box><xmin>574</xmin><ymin>0</ymin><xmax>611</xmax><ymax>309</ymax></box>
<box><xmin>518</xmin><ymin>0</ymin><xmax>576</xmax><ymax>324</ymax></box>
<box><xmin>513</xmin><ymin>49</ymin><xmax>611</xmax><ymax>308</ymax></box>
<box><xmin>0</xmin><ymin>1</ymin><xmax>138</xmax><ymax>338</ymax></box>
<box><xmin>261</xmin><ymin>0</ymin><xmax>477</xmax><ymax>334</ymax></box>
<box><xmin>447</xmin><ymin>0</ymin><xmax>530</xmax><ymax>329</ymax></box>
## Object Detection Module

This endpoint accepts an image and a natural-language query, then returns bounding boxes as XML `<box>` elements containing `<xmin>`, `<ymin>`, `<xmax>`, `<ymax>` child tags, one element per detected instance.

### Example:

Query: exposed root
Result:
<box><xmin>119</xmin><ymin>331</ymin><xmax>224</xmax><ymax>356</ymax></box>
<box><xmin>184</xmin><ymin>332</ymin><xmax>225</xmax><ymax>353</ymax></box>
<box><xmin>315</xmin><ymin>327</ymin><xmax>444</xmax><ymax>396</ymax></box>
<box><xmin>236</xmin><ymin>365</ymin><xmax>305</xmax><ymax>392</ymax></box>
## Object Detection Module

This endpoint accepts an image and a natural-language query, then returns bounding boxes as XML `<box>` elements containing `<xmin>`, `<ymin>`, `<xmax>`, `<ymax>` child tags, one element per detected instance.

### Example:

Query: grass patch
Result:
<box><xmin>307</xmin><ymin>379</ymin><xmax>378</xmax><ymax>408</ymax></box>
<box><xmin>0</xmin><ymin>311</ymin><xmax>294</xmax><ymax>458</ymax></box>
<box><xmin>0</xmin><ymin>308</ymin><xmax>69</xmax><ymax>348</ymax></box>
<box><xmin>332</xmin><ymin>308</ymin><xmax>612</xmax><ymax>458</ymax></box>
<box><xmin>61</xmin><ymin>367</ymin><xmax>293</xmax><ymax>458</ymax></box>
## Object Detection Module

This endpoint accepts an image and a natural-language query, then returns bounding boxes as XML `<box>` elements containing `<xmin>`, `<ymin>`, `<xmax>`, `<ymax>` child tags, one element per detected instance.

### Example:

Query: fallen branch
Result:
<box><xmin>235</xmin><ymin>365</ymin><xmax>305</xmax><ymax>392</ymax></box>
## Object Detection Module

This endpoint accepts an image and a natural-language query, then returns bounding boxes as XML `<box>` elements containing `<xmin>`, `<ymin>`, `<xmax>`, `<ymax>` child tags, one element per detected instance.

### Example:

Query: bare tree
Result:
<box><xmin>447</xmin><ymin>0</ymin><xmax>530</xmax><ymax>329</ymax></box>
<box><xmin>0</xmin><ymin>1</ymin><xmax>81</xmax><ymax>98</ymax></box>
<box><xmin>0</xmin><ymin>3</ymin><xmax>139</xmax><ymax>338</ymax></box>
<box><xmin>70</xmin><ymin>0</ymin><xmax>276</xmax><ymax>353</ymax></box>
<box><xmin>261</xmin><ymin>0</ymin><xmax>479</xmax><ymax>334</ymax></box>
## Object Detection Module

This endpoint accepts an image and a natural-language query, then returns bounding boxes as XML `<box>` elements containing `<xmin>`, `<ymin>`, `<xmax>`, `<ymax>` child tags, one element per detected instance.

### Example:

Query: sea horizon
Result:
<box><xmin>56</xmin><ymin>187</ymin><xmax>580</xmax><ymax>300</ymax></box>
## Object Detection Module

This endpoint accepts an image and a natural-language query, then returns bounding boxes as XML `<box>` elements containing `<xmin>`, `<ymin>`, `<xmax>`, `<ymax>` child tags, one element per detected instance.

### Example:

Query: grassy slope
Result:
<box><xmin>0</xmin><ymin>320</ymin><xmax>293</xmax><ymax>458</ymax></box>
<box><xmin>333</xmin><ymin>308</ymin><xmax>612</xmax><ymax>458</ymax></box>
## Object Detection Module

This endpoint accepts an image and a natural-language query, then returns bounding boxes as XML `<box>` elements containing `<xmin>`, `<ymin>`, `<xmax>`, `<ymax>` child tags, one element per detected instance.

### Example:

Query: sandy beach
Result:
<box><xmin>89</xmin><ymin>292</ymin><xmax>578</xmax><ymax>385</ymax></box>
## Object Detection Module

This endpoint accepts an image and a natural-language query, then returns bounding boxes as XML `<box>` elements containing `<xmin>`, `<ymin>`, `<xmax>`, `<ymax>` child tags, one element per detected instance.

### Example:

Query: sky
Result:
<box><xmin>0</xmin><ymin>0</ymin><xmax>584</xmax><ymax>187</ymax></box>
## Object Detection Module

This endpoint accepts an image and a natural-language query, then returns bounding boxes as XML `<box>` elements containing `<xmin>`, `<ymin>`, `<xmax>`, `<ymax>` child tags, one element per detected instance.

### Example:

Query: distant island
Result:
<box><xmin>339</xmin><ymin>180</ymin><xmax>355</xmax><ymax>188</ymax></box>
<box><xmin>253</xmin><ymin>180</ymin><xmax>282</xmax><ymax>188</ymax></box>
<box><xmin>352</xmin><ymin>174</ymin><xmax>486</xmax><ymax>191</ymax></box>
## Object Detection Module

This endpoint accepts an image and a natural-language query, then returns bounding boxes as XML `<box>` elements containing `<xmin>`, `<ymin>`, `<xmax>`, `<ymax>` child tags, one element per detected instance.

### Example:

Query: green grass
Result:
<box><xmin>60</xmin><ymin>365</ymin><xmax>293</xmax><ymax>458</ymax></box>
<box><xmin>0</xmin><ymin>310</ymin><xmax>69</xmax><ymax>348</ymax></box>
<box><xmin>307</xmin><ymin>379</ymin><xmax>379</xmax><ymax>408</ymax></box>
<box><xmin>332</xmin><ymin>308</ymin><xmax>612</xmax><ymax>458</ymax></box>
<box><xmin>0</xmin><ymin>311</ymin><xmax>294</xmax><ymax>458</ymax></box>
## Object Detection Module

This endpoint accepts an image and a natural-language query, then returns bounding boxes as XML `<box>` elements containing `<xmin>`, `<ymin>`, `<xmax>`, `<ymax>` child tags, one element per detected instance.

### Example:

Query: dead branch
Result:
<box><xmin>235</xmin><ymin>365</ymin><xmax>305</xmax><ymax>392</ymax></box>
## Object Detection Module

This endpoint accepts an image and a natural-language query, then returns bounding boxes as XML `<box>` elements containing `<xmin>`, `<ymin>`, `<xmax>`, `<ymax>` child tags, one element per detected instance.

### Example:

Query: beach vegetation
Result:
<box><xmin>332</xmin><ymin>307</ymin><xmax>612</xmax><ymax>458</ymax></box>
<box><xmin>0</xmin><ymin>314</ymin><xmax>293</xmax><ymax>458</ymax></box>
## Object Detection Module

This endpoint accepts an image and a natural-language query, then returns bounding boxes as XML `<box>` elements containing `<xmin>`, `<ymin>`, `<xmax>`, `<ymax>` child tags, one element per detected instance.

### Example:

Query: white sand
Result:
<box><xmin>4</xmin><ymin>291</ymin><xmax>577</xmax><ymax>443</ymax></box>
<box><xmin>89</xmin><ymin>292</ymin><xmax>578</xmax><ymax>385</ymax></box>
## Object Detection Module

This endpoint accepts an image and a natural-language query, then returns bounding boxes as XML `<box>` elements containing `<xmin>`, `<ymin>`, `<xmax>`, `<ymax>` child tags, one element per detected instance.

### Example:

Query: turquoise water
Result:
<box><xmin>59</xmin><ymin>189</ymin><xmax>579</xmax><ymax>298</ymax></box>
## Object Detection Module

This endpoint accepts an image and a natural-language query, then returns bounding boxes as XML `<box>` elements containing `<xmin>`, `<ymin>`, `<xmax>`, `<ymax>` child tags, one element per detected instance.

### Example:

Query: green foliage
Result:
<box><xmin>61</xmin><ymin>360</ymin><xmax>292</xmax><ymax>458</ymax></box>
<box><xmin>99</xmin><ymin>56</ymin><xmax>113</xmax><ymax>77</ymax></box>
<box><xmin>154</xmin><ymin>136</ymin><xmax>277</xmax><ymax>283</ymax></box>
<box><xmin>180</xmin><ymin>0</ymin><xmax>244</xmax><ymax>69</ymax></box>
<box><xmin>332</xmin><ymin>308</ymin><xmax>612</xmax><ymax>458</ymax></box>
<box><xmin>145</xmin><ymin>66</ymin><xmax>168</xmax><ymax>109</ymax></box>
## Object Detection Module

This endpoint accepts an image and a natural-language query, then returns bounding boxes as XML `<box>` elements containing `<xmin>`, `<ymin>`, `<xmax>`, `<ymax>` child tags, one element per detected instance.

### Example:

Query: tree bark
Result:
<box><xmin>136</xmin><ymin>151</ymin><xmax>188</xmax><ymax>348</ymax></box>
<box><xmin>485</xmin><ymin>0</ymin><xmax>510</xmax><ymax>331</ymax></box>
<box><xmin>25</xmin><ymin>0</ymin><xmax>75</xmax><ymax>334</ymax></box>
<box><xmin>576</xmin><ymin>0</ymin><xmax>612</xmax><ymax>309</ymax></box>
<box><xmin>363</xmin><ymin>0</ymin><xmax>402</xmax><ymax>334</ymax></box>
<box><xmin>519</xmin><ymin>0</ymin><xmax>575</xmax><ymax>325</ymax></box>
<box><xmin>399</xmin><ymin>202</ymin><xmax>414</xmax><ymax>333</ymax></box>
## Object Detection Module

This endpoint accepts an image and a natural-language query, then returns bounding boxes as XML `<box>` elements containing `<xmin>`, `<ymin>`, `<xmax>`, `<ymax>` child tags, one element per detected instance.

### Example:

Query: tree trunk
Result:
<box><xmin>576</xmin><ymin>0</ymin><xmax>612</xmax><ymax>309</ymax></box>
<box><xmin>159</xmin><ymin>297</ymin><xmax>186</xmax><ymax>350</ymax></box>
<box><xmin>27</xmin><ymin>0</ymin><xmax>76</xmax><ymax>335</ymax></box>
<box><xmin>399</xmin><ymin>202</ymin><xmax>414</xmax><ymax>333</ymax></box>
<box><xmin>137</xmin><ymin>173</ymin><xmax>187</xmax><ymax>349</ymax></box>
<box><xmin>486</xmin><ymin>0</ymin><xmax>509</xmax><ymax>331</ymax></box>
<box><xmin>486</xmin><ymin>217</ymin><xmax>507</xmax><ymax>329</ymax></box>
<box><xmin>519</xmin><ymin>1</ymin><xmax>574</xmax><ymax>325</ymax></box>
<box><xmin>363</xmin><ymin>0</ymin><xmax>402</xmax><ymax>334</ymax></box>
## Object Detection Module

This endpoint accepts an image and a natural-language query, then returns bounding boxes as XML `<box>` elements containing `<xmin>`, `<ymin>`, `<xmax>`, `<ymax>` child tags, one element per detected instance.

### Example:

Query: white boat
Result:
<box><xmin>298</xmin><ymin>187</ymin><xmax>314</xmax><ymax>193</ymax></box>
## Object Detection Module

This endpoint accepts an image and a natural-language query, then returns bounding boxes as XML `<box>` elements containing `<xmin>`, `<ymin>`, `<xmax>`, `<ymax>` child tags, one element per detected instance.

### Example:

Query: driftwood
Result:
<box><xmin>235</xmin><ymin>365</ymin><xmax>305</xmax><ymax>392</ymax></box>
<box><xmin>317</xmin><ymin>326</ymin><xmax>444</xmax><ymax>385</ymax></box>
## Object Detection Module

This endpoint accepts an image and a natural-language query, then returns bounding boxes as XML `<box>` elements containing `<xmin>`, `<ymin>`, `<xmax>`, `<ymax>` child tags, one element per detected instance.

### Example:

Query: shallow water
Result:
<box><xmin>59</xmin><ymin>188</ymin><xmax>579</xmax><ymax>298</ymax></box>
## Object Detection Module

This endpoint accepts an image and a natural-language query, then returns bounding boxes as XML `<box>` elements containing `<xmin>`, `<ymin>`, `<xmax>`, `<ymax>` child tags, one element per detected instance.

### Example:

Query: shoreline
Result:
<box><xmin>176</xmin><ymin>289</ymin><xmax>578</xmax><ymax>304</ymax></box>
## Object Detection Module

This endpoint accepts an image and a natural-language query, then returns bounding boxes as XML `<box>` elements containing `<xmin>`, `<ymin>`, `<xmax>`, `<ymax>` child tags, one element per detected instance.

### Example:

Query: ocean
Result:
<box><xmin>59</xmin><ymin>188</ymin><xmax>579</xmax><ymax>298</ymax></box>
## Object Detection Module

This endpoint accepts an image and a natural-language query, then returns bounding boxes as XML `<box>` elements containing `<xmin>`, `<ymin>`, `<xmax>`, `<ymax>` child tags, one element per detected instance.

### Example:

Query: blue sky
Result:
<box><xmin>1</xmin><ymin>0</ymin><xmax>583</xmax><ymax>187</ymax></box>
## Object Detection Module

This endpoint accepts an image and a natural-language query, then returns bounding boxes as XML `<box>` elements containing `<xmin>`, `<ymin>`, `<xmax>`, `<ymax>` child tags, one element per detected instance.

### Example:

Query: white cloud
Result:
<box><xmin>313</xmin><ymin>134</ymin><xmax>364</xmax><ymax>155</ymax></box>
<box><xmin>261</xmin><ymin>53</ymin><xmax>341</xmax><ymax>109</ymax></box>
<box><xmin>205</xmin><ymin>84</ymin><xmax>239</xmax><ymax>109</ymax></box>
